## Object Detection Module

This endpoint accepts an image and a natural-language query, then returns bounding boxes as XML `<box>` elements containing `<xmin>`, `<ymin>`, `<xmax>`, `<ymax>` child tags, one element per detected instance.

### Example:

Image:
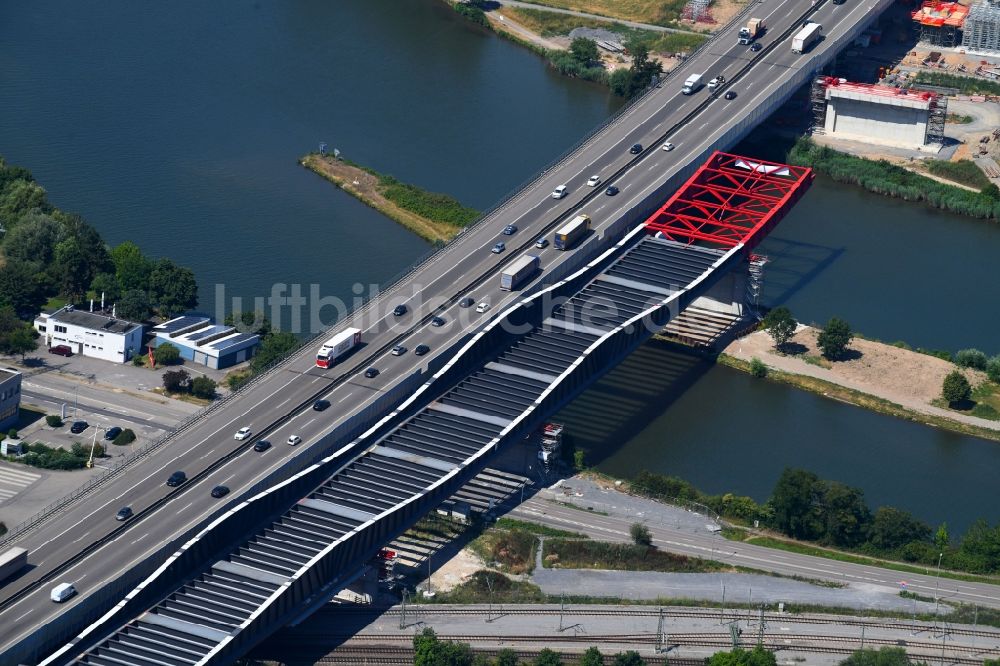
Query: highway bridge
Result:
<box><xmin>0</xmin><ymin>0</ymin><xmax>928</xmax><ymax>662</ymax></box>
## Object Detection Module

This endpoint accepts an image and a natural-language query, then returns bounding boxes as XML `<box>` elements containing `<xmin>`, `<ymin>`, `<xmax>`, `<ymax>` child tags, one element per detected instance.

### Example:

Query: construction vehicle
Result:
<box><xmin>738</xmin><ymin>18</ymin><xmax>764</xmax><ymax>45</ymax></box>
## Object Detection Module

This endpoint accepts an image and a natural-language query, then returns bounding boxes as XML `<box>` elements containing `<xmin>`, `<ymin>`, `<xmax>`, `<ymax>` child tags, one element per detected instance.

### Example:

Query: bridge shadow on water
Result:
<box><xmin>755</xmin><ymin>236</ymin><xmax>845</xmax><ymax>309</ymax></box>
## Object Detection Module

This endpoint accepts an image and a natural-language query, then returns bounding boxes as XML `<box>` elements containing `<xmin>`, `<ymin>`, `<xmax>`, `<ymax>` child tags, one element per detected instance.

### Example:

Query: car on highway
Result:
<box><xmin>750</xmin><ymin>42</ymin><xmax>762</xmax><ymax>52</ymax></box>
<box><xmin>70</xmin><ymin>421</ymin><xmax>88</xmax><ymax>434</ymax></box>
<box><xmin>391</xmin><ymin>345</ymin><xmax>407</xmax><ymax>356</ymax></box>
<box><xmin>104</xmin><ymin>426</ymin><xmax>123</xmax><ymax>441</ymax></box>
<box><xmin>491</xmin><ymin>242</ymin><xmax>505</xmax><ymax>254</ymax></box>
<box><xmin>234</xmin><ymin>426</ymin><xmax>252</xmax><ymax>441</ymax></box>
<box><xmin>253</xmin><ymin>439</ymin><xmax>272</xmax><ymax>452</ymax></box>
<box><xmin>551</xmin><ymin>185</ymin><xmax>568</xmax><ymax>199</ymax></box>
<box><xmin>166</xmin><ymin>471</ymin><xmax>187</xmax><ymax>487</ymax></box>
<box><xmin>724</xmin><ymin>90</ymin><xmax>737</xmax><ymax>100</ymax></box>
<box><xmin>707</xmin><ymin>75</ymin><xmax>725</xmax><ymax>90</ymax></box>
<box><xmin>586</xmin><ymin>175</ymin><xmax>601</xmax><ymax>187</ymax></box>
<box><xmin>115</xmin><ymin>506</ymin><xmax>133</xmax><ymax>522</ymax></box>
<box><xmin>312</xmin><ymin>399</ymin><xmax>331</xmax><ymax>411</ymax></box>
<box><xmin>629</xmin><ymin>143</ymin><xmax>643</xmax><ymax>154</ymax></box>
<box><xmin>287</xmin><ymin>435</ymin><xmax>302</xmax><ymax>446</ymax></box>
<box><xmin>431</xmin><ymin>316</ymin><xmax>446</xmax><ymax>327</ymax></box>
<box><xmin>661</xmin><ymin>142</ymin><xmax>675</xmax><ymax>152</ymax></box>
<box><xmin>210</xmin><ymin>485</ymin><xmax>230</xmax><ymax>499</ymax></box>
<box><xmin>459</xmin><ymin>297</ymin><xmax>475</xmax><ymax>308</ymax></box>
<box><xmin>364</xmin><ymin>367</ymin><xmax>379</xmax><ymax>378</ymax></box>
<box><xmin>50</xmin><ymin>583</ymin><xmax>76</xmax><ymax>603</ymax></box>
<box><xmin>605</xmin><ymin>185</ymin><xmax>619</xmax><ymax>196</ymax></box>
<box><xmin>414</xmin><ymin>344</ymin><xmax>430</xmax><ymax>356</ymax></box>
<box><xmin>392</xmin><ymin>304</ymin><xmax>407</xmax><ymax>316</ymax></box>
<box><xmin>48</xmin><ymin>345</ymin><xmax>73</xmax><ymax>357</ymax></box>
<box><xmin>475</xmin><ymin>301</ymin><xmax>491</xmax><ymax>314</ymax></box>
<box><xmin>535</xmin><ymin>238</ymin><xmax>549</xmax><ymax>249</ymax></box>
<box><xmin>502</xmin><ymin>224</ymin><xmax>517</xmax><ymax>235</ymax></box>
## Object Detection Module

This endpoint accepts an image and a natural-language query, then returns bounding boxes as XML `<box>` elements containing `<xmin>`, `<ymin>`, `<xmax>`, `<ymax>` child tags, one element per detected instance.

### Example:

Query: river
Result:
<box><xmin>1</xmin><ymin>1</ymin><xmax>996</xmax><ymax>531</ymax></box>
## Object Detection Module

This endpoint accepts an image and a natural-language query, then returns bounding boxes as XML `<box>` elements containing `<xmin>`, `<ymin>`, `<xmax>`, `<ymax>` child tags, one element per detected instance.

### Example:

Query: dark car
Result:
<box><xmin>104</xmin><ymin>426</ymin><xmax>123</xmax><ymax>441</ymax></box>
<box><xmin>115</xmin><ymin>506</ymin><xmax>133</xmax><ymax>522</ymax></box>
<box><xmin>253</xmin><ymin>439</ymin><xmax>272</xmax><ymax>452</ymax></box>
<box><xmin>724</xmin><ymin>90</ymin><xmax>737</xmax><ymax>100</ymax></box>
<box><xmin>392</xmin><ymin>304</ymin><xmax>407</xmax><ymax>316</ymax></box>
<box><xmin>750</xmin><ymin>42</ymin><xmax>763</xmax><ymax>52</ymax></box>
<box><xmin>629</xmin><ymin>143</ymin><xmax>643</xmax><ymax>155</ymax></box>
<box><xmin>49</xmin><ymin>344</ymin><xmax>74</xmax><ymax>357</ymax></box>
<box><xmin>166</xmin><ymin>471</ymin><xmax>187</xmax><ymax>487</ymax></box>
<box><xmin>313</xmin><ymin>399</ymin><xmax>331</xmax><ymax>411</ymax></box>
<box><xmin>364</xmin><ymin>367</ymin><xmax>379</xmax><ymax>378</ymax></box>
<box><xmin>431</xmin><ymin>316</ymin><xmax>446</xmax><ymax>327</ymax></box>
<box><xmin>70</xmin><ymin>421</ymin><xmax>88</xmax><ymax>434</ymax></box>
<box><xmin>459</xmin><ymin>297</ymin><xmax>475</xmax><ymax>308</ymax></box>
<box><xmin>502</xmin><ymin>224</ymin><xmax>517</xmax><ymax>236</ymax></box>
<box><xmin>210</xmin><ymin>485</ymin><xmax>230</xmax><ymax>499</ymax></box>
<box><xmin>605</xmin><ymin>185</ymin><xmax>620</xmax><ymax>196</ymax></box>
<box><xmin>414</xmin><ymin>344</ymin><xmax>430</xmax><ymax>356</ymax></box>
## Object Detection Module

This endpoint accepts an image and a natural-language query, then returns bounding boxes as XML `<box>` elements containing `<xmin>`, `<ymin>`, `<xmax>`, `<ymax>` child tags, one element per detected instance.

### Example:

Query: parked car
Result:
<box><xmin>104</xmin><ymin>426</ymin><xmax>123</xmax><ymax>441</ymax></box>
<box><xmin>392</xmin><ymin>304</ymin><xmax>407</xmax><ymax>316</ymax></box>
<box><xmin>391</xmin><ymin>345</ymin><xmax>407</xmax><ymax>356</ymax></box>
<box><xmin>414</xmin><ymin>344</ymin><xmax>430</xmax><ymax>356</ymax></box>
<box><xmin>287</xmin><ymin>435</ymin><xmax>302</xmax><ymax>446</ymax></box>
<box><xmin>70</xmin><ymin>421</ymin><xmax>88</xmax><ymax>434</ymax></box>
<box><xmin>586</xmin><ymin>175</ymin><xmax>601</xmax><ymax>187</ymax></box>
<box><xmin>234</xmin><ymin>426</ymin><xmax>252</xmax><ymax>441</ymax></box>
<box><xmin>491</xmin><ymin>242</ymin><xmax>505</xmax><ymax>254</ymax></box>
<box><xmin>535</xmin><ymin>238</ymin><xmax>549</xmax><ymax>249</ymax></box>
<box><xmin>364</xmin><ymin>367</ymin><xmax>379</xmax><ymax>378</ymax></box>
<box><xmin>210</xmin><ymin>485</ymin><xmax>230</xmax><ymax>499</ymax></box>
<box><xmin>115</xmin><ymin>506</ymin><xmax>133</xmax><ymax>522</ymax></box>
<box><xmin>48</xmin><ymin>345</ymin><xmax>73</xmax><ymax>357</ymax></box>
<box><xmin>431</xmin><ymin>316</ymin><xmax>446</xmax><ymax>327</ymax></box>
<box><xmin>502</xmin><ymin>224</ymin><xmax>517</xmax><ymax>235</ymax></box>
<box><xmin>253</xmin><ymin>439</ymin><xmax>272</xmax><ymax>452</ymax></box>
<box><xmin>629</xmin><ymin>143</ymin><xmax>643</xmax><ymax>154</ymax></box>
<box><xmin>605</xmin><ymin>185</ymin><xmax>620</xmax><ymax>196</ymax></box>
<box><xmin>166</xmin><ymin>471</ymin><xmax>187</xmax><ymax>487</ymax></box>
<box><xmin>312</xmin><ymin>399</ymin><xmax>330</xmax><ymax>411</ymax></box>
<box><xmin>551</xmin><ymin>185</ymin><xmax>568</xmax><ymax>199</ymax></box>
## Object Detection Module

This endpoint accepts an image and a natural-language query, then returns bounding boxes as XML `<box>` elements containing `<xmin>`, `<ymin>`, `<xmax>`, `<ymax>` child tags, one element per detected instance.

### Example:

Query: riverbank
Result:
<box><xmin>722</xmin><ymin>325</ymin><xmax>1000</xmax><ymax>442</ymax></box>
<box><xmin>299</xmin><ymin>153</ymin><xmax>478</xmax><ymax>244</ymax></box>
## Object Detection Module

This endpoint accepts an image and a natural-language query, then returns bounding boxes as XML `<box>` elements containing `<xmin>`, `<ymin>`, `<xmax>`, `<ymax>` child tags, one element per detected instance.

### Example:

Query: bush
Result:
<box><xmin>630</xmin><ymin>522</ymin><xmax>652</xmax><ymax>547</ymax></box>
<box><xmin>453</xmin><ymin>2</ymin><xmax>490</xmax><ymax>28</ymax></box>
<box><xmin>153</xmin><ymin>342</ymin><xmax>181</xmax><ymax>366</ymax></box>
<box><xmin>988</xmin><ymin>355</ymin><xmax>1000</xmax><ymax>384</ymax></box>
<box><xmin>7</xmin><ymin>428</ymin><xmax>16</xmax><ymax>439</ymax></box>
<box><xmin>45</xmin><ymin>415</ymin><xmax>63</xmax><ymax>428</ymax></box>
<box><xmin>955</xmin><ymin>348</ymin><xmax>988</xmax><ymax>370</ymax></box>
<box><xmin>227</xmin><ymin>370</ymin><xmax>252</xmax><ymax>391</ymax></box>
<box><xmin>942</xmin><ymin>370</ymin><xmax>972</xmax><ymax>405</ymax></box>
<box><xmin>749</xmin><ymin>357</ymin><xmax>768</xmax><ymax>378</ymax></box>
<box><xmin>190</xmin><ymin>376</ymin><xmax>217</xmax><ymax>399</ymax></box>
<box><xmin>112</xmin><ymin>428</ymin><xmax>136</xmax><ymax>446</ymax></box>
<box><xmin>12</xmin><ymin>442</ymin><xmax>93</xmax><ymax>470</ymax></box>
<box><xmin>162</xmin><ymin>369</ymin><xmax>191</xmax><ymax>393</ymax></box>
<box><xmin>132</xmin><ymin>354</ymin><xmax>144</xmax><ymax>366</ymax></box>
<box><xmin>763</xmin><ymin>306</ymin><xmax>796</xmax><ymax>350</ymax></box>
<box><xmin>817</xmin><ymin>317</ymin><xmax>853</xmax><ymax>360</ymax></box>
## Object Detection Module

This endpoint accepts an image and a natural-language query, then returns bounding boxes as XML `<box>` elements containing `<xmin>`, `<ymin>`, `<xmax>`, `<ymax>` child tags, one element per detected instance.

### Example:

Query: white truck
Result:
<box><xmin>792</xmin><ymin>22</ymin><xmax>822</xmax><ymax>54</ymax></box>
<box><xmin>0</xmin><ymin>547</ymin><xmax>28</xmax><ymax>584</ymax></box>
<box><xmin>738</xmin><ymin>18</ymin><xmax>764</xmax><ymax>45</ymax></box>
<box><xmin>681</xmin><ymin>73</ymin><xmax>703</xmax><ymax>95</ymax></box>
<box><xmin>500</xmin><ymin>254</ymin><xmax>540</xmax><ymax>291</ymax></box>
<box><xmin>315</xmin><ymin>328</ymin><xmax>361</xmax><ymax>368</ymax></box>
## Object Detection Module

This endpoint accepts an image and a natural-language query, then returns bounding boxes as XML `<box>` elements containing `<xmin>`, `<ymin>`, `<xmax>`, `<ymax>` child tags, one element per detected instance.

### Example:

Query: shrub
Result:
<box><xmin>749</xmin><ymin>357</ymin><xmax>768</xmax><ymax>378</ymax></box>
<box><xmin>573</xmin><ymin>449</ymin><xmax>585</xmax><ymax>471</ymax></box>
<box><xmin>45</xmin><ymin>415</ymin><xmax>63</xmax><ymax>428</ymax></box>
<box><xmin>153</xmin><ymin>342</ymin><xmax>181</xmax><ymax>366</ymax></box>
<box><xmin>7</xmin><ymin>428</ymin><xmax>17</xmax><ymax>439</ymax></box>
<box><xmin>955</xmin><ymin>348</ymin><xmax>988</xmax><ymax>370</ymax></box>
<box><xmin>453</xmin><ymin>2</ymin><xmax>490</xmax><ymax>28</ymax></box>
<box><xmin>942</xmin><ymin>370</ymin><xmax>972</xmax><ymax>405</ymax></box>
<box><xmin>162</xmin><ymin>369</ymin><xmax>191</xmax><ymax>393</ymax></box>
<box><xmin>112</xmin><ymin>428</ymin><xmax>136</xmax><ymax>446</ymax></box>
<box><xmin>132</xmin><ymin>354</ymin><xmax>144</xmax><ymax>366</ymax></box>
<box><xmin>190</xmin><ymin>376</ymin><xmax>217</xmax><ymax>399</ymax></box>
<box><xmin>763</xmin><ymin>306</ymin><xmax>796</xmax><ymax>350</ymax></box>
<box><xmin>817</xmin><ymin>317</ymin><xmax>853</xmax><ymax>360</ymax></box>
<box><xmin>987</xmin><ymin>355</ymin><xmax>1000</xmax><ymax>384</ymax></box>
<box><xmin>227</xmin><ymin>370</ymin><xmax>252</xmax><ymax>391</ymax></box>
<box><xmin>630</xmin><ymin>522</ymin><xmax>652</xmax><ymax>547</ymax></box>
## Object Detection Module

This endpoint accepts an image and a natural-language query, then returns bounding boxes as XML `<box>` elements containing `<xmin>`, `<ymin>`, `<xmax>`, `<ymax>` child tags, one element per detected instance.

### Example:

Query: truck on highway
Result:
<box><xmin>500</xmin><ymin>254</ymin><xmax>540</xmax><ymax>291</ymax></box>
<box><xmin>315</xmin><ymin>328</ymin><xmax>361</xmax><ymax>368</ymax></box>
<box><xmin>791</xmin><ymin>22</ymin><xmax>822</xmax><ymax>54</ymax></box>
<box><xmin>681</xmin><ymin>73</ymin><xmax>703</xmax><ymax>95</ymax></box>
<box><xmin>553</xmin><ymin>214</ymin><xmax>591</xmax><ymax>250</ymax></box>
<box><xmin>0</xmin><ymin>547</ymin><xmax>28</xmax><ymax>584</ymax></box>
<box><xmin>738</xmin><ymin>18</ymin><xmax>764</xmax><ymax>45</ymax></box>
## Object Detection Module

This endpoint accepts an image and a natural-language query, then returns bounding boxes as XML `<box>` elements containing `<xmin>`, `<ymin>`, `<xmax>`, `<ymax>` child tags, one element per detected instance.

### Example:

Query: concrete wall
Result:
<box><xmin>690</xmin><ymin>265</ymin><xmax>750</xmax><ymax>316</ymax></box>
<box><xmin>825</xmin><ymin>94</ymin><xmax>929</xmax><ymax>148</ymax></box>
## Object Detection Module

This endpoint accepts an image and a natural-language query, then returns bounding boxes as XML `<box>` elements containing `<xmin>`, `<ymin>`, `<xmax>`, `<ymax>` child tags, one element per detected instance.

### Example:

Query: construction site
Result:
<box><xmin>909</xmin><ymin>0</ymin><xmax>1000</xmax><ymax>52</ymax></box>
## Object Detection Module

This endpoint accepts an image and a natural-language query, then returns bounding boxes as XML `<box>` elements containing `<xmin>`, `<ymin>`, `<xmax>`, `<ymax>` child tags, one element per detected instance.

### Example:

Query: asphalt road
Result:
<box><xmin>0</xmin><ymin>0</ymin><xmax>906</xmax><ymax>656</ymax></box>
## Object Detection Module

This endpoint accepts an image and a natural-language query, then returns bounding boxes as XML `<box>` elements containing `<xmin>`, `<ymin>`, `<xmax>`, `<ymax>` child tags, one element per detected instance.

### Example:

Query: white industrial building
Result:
<box><xmin>813</xmin><ymin>77</ymin><xmax>946</xmax><ymax>150</ymax></box>
<box><xmin>150</xmin><ymin>316</ymin><xmax>260</xmax><ymax>370</ymax></box>
<box><xmin>33</xmin><ymin>305</ymin><xmax>144</xmax><ymax>364</ymax></box>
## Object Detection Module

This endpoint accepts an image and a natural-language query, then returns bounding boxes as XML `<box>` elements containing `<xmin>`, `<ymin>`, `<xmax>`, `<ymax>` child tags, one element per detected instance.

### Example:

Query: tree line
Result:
<box><xmin>0</xmin><ymin>156</ymin><xmax>199</xmax><ymax>350</ymax></box>
<box><xmin>632</xmin><ymin>468</ymin><xmax>1000</xmax><ymax>575</ymax></box>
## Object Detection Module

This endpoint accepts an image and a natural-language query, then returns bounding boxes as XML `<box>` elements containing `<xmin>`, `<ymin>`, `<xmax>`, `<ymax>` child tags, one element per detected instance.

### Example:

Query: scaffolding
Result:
<box><xmin>911</xmin><ymin>1</ymin><xmax>969</xmax><ymax>46</ymax></box>
<box><xmin>926</xmin><ymin>92</ymin><xmax>948</xmax><ymax>144</ymax></box>
<box><xmin>963</xmin><ymin>0</ymin><xmax>1000</xmax><ymax>53</ymax></box>
<box><xmin>681</xmin><ymin>0</ymin><xmax>715</xmax><ymax>24</ymax></box>
<box><xmin>810</xmin><ymin>77</ymin><xmax>829</xmax><ymax>133</ymax></box>
<box><xmin>745</xmin><ymin>254</ymin><xmax>769</xmax><ymax>318</ymax></box>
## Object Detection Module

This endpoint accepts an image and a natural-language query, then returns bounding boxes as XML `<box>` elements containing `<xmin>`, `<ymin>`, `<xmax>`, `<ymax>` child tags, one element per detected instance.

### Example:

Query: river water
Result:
<box><xmin>1</xmin><ymin>1</ymin><xmax>996</xmax><ymax>531</ymax></box>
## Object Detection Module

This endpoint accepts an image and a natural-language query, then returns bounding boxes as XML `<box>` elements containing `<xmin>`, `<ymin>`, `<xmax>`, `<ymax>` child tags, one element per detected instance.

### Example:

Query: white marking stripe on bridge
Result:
<box><xmin>373</xmin><ymin>446</ymin><xmax>458</xmax><ymax>473</ymax></box>
<box><xmin>485</xmin><ymin>362</ymin><xmax>557</xmax><ymax>384</ymax></box>
<box><xmin>543</xmin><ymin>317</ymin><xmax>608</xmax><ymax>338</ymax></box>
<box><xmin>298</xmin><ymin>497</ymin><xmax>376</xmax><ymax>523</ymax></box>
<box><xmin>596</xmin><ymin>274</ymin><xmax>677</xmax><ymax>296</ymax></box>
<box><xmin>213</xmin><ymin>559</ymin><xmax>288</xmax><ymax>586</ymax></box>
<box><xmin>426</xmin><ymin>402</ymin><xmax>512</xmax><ymax>428</ymax></box>
<box><xmin>140</xmin><ymin>610</ymin><xmax>231</xmax><ymax>643</ymax></box>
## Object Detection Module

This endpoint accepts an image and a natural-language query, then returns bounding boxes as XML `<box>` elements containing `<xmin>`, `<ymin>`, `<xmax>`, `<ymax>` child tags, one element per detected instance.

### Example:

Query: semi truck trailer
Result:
<box><xmin>0</xmin><ymin>547</ymin><xmax>28</xmax><ymax>584</ymax></box>
<box><xmin>500</xmin><ymin>254</ymin><xmax>540</xmax><ymax>291</ymax></box>
<box><xmin>792</xmin><ymin>22</ymin><xmax>822</xmax><ymax>53</ymax></box>
<box><xmin>315</xmin><ymin>328</ymin><xmax>361</xmax><ymax>368</ymax></box>
<box><xmin>738</xmin><ymin>18</ymin><xmax>764</xmax><ymax>44</ymax></box>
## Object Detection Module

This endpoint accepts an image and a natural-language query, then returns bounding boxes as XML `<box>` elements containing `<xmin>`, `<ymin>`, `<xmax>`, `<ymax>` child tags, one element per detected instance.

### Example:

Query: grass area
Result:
<box><xmin>377</xmin><ymin>174</ymin><xmax>479</xmax><ymax>228</ymax></box>
<box><xmin>543</xmin><ymin>539</ymin><xmax>726</xmax><ymax>572</ymax></box>
<box><xmin>3</xmin><ymin>441</ymin><xmax>105</xmax><ymax>471</ymax></box>
<box><xmin>406</xmin><ymin>513</ymin><xmax>467</xmax><ymax>542</ymax></box>
<box><xmin>546</xmin><ymin>498</ymin><xmax>609</xmax><ymax>516</ymax></box>
<box><xmin>152</xmin><ymin>387</ymin><xmax>212</xmax><ymax>407</ymax></box>
<box><xmin>802</xmin><ymin>354</ymin><xmax>832</xmax><ymax>369</ymax></box>
<box><xmin>469</xmin><ymin>527</ymin><xmax>538</xmax><ymax>574</ymax></box>
<box><xmin>718</xmin><ymin>353</ymin><xmax>1000</xmax><ymax>443</ymax></box>
<box><xmin>926</xmin><ymin>159</ymin><xmax>992</xmax><ymax>191</ymax></box>
<box><xmin>512</xmin><ymin>0</ymin><xmax>687</xmax><ymax>27</ymax></box>
<box><xmin>495</xmin><ymin>517</ymin><xmax>588</xmax><ymax>539</ymax></box>
<box><xmin>945</xmin><ymin>113</ymin><xmax>974</xmax><ymax>124</ymax></box>
<box><xmin>913</xmin><ymin>71</ymin><xmax>1000</xmax><ymax>96</ymax></box>
<box><xmin>744</xmin><ymin>535</ymin><xmax>1000</xmax><ymax>586</ymax></box>
<box><xmin>931</xmin><ymin>382</ymin><xmax>1000</xmax><ymax>421</ymax></box>
<box><xmin>722</xmin><ymin>526</ymin><xmax>749</xmax><ymax>541</ymax></box>
<box><xmin>43</xmin><ymin>296</ymin><xmax>67</xmax><ymax>312</ymax></box>
<box><xmin>788</xmin><ymin>137</ymin><xmax>1000</xmax><ymax>220</ymax></box>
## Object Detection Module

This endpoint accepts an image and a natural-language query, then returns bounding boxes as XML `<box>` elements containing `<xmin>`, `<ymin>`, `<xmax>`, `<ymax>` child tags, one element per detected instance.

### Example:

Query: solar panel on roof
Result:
<box><xmin>156</xmin><ymin>315</ymin><xmax>209</xmax><ymax>333</ymax></box>
<box><xmin>210</xmin><ymin>333</ymin><xmax>257</xmax><ymax>351</ymax></box>
<box><xmin>184</xmin><ymin>325</ymin><xmax>230</xmax><ymax>342</ymax></box>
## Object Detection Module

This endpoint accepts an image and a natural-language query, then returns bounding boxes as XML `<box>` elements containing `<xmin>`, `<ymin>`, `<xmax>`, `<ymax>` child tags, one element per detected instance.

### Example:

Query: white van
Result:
<box><xmin>50</xmin><ymin>582</ymin><xmax>76</xmax><ymax>603</ymax></box>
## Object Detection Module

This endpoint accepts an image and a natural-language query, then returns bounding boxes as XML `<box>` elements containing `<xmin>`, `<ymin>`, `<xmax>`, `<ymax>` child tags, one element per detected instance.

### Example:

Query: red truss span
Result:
<box><xmin>644</xmin><ymin>151</ymin><xmax>814</xmax><ymax>252</ymax></box>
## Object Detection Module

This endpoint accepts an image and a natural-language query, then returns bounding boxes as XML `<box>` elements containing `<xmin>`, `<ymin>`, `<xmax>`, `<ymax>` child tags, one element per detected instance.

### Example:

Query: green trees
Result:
<box><xmin>770</xmin><ymin>468</ymin><xmax>824</xmax><ymax>541</ymax></box>
<box><xmin>412</xmin><ymin>627</ymin><xmax>475</xmax><ymax>666</ymax></box>
<box><xmin>707</xmin><ymin>646</ymin><xmax>777</xmax><ymax>666</ymax></box>
<box><xmin>630</xmin><ymin>522</ymin><xmax>653</xmax><ymax>547</ymax></box>
<box><xmin>569</xmin><ymin>37</ymin><xmax>600</xmax><ymax>66</ymax></box>
<box><xmin>0</xmin><ymin>262</ymin><xmax>48</xmax><ymax>316</ymax></box>
<box><xmin>190</xmin><ymin>376</ymin><xmax>217</xmax><ymax>400</ymax></box>
<box><xmin>955</xmin><ymin>348</ymin><xmax>987</xmax><ymax>369</ymax></box>
<box><xmin>580</xmin><ymin>647</ymin><xmax>605</xmax><ymax>666</ymax></box>
<box><xmin>609</xmin><ymin>38</ymin><xmax>663</xmax><ymax>98</ymax></box>
<box><xmin>838</xmin><ymin>646</ymin><xmax>927</xmax><ymax>665</ymax></box>
<box><xmin>117</xmin><ymin>289</ymin><xmax>153</xmax><ymax>323</ymax></box>
<box><xmin>148</xmin><ymin>258</ymin><xmax>198</xmax><ymax>317</ymax></box>
<box><xmin>3</xmin><ymin>211</ymin><xmax>64</xmax><ymax>268</ymax></box>
<box><xmin>941</xmin><ymin>370</ymin><xmax>971</xmax><ymax>406</ymax></box>
<box><xmin>817</xmin><ymin>317</ymin><xmax>853</xmax><ymax>360</ymax></box>
<box><xmin>957</xmin><ymin>520</ymin><xmax>1000</xmax><ymax>574</ymax></box>
<box><xmin>987</xmin><ymin>355</ymin><xmax>1000</xmax><ymax>383</ymax></box>
<box><xmin>533</xmin><ymin>649</ymin><xmax>563</xmax><ymax>666</ymax></box>
<box><xmin>611</xmin><ymin>652</ymin><xmax>645</xmax><ymax>666</ymax></box>
<box><xmin>867</xmin><ymin>507</ymin><xmax>931</xmax><ymax>552</ymax></box>
<box><xmin>251</xmin><ymin>331</ymin><xmax>299</xmax><ymax>372</ymax></box>
<box><xmin>153</xmin><ymin>342</ymin><xmax>182</xmax><ymax>366</ymax></box>
<box><xmin>107</xmin><ymin>243</ymin><xmax>199</xmax><ymax>320</ymax></box>
<box><xmin>822</xmin><ymin>481</ymin><xmax>872</xmax><ymax>548</ymax></box>
<box><xmin>225</xmin><ymin>310</ymin><xmax>272</xmax><ymax>337</ymax></box>
<box><xmin>763</xmin><ymin>306</ymin><xmax>797</xmax><ymax>351</ymax></box>
<box><xmin>495</xmin><ymin>649</ymin><xmax>519</xmax><ymax>666</ymax></box>
<box><xmin>162</xmin><ymin>369</ymin><xmax>191</xmax><ymax>394</ymax></box>
<box><xmin>0</xmin><ymin>306</ymin><xmax>38</xmax><ymax>358</ymax></box>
